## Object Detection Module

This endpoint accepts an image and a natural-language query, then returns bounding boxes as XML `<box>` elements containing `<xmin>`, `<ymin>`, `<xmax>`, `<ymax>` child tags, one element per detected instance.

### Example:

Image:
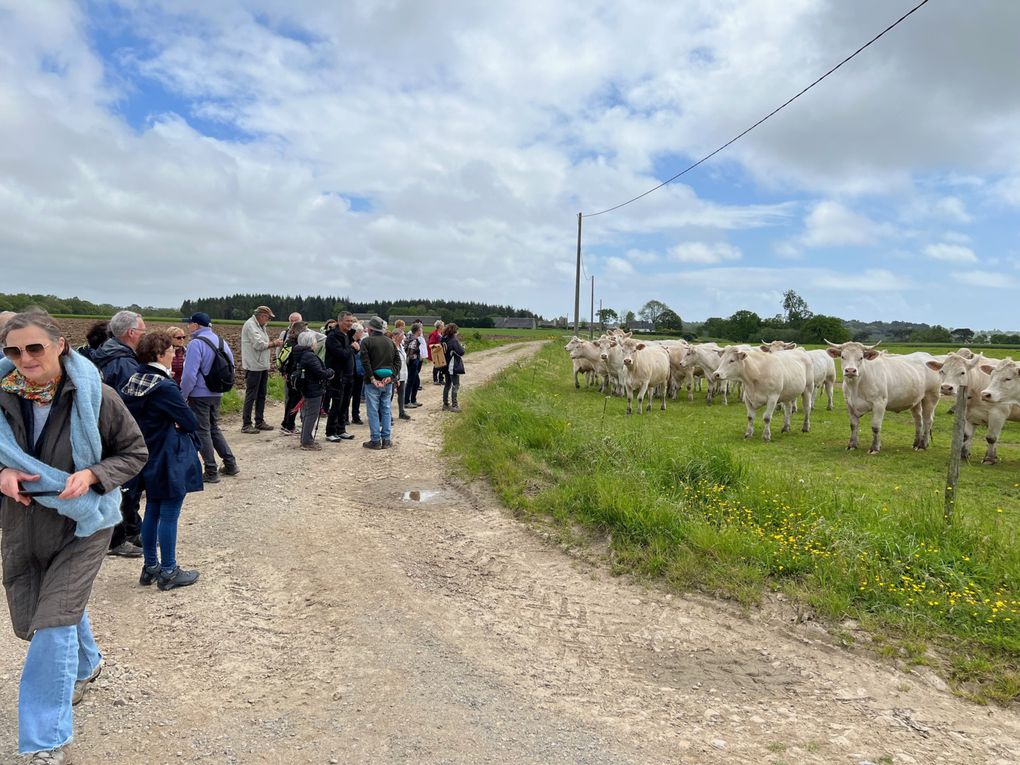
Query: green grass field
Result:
<box><xmin>445</xmin><ymin>340</ymin><xmax>1020</xmax><ymax>705</ymax></box>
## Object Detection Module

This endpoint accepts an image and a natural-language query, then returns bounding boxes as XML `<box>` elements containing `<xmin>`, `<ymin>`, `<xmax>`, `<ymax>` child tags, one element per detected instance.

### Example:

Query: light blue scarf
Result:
<box><xmin>0</xmin><ymin>352</ymin><xmax>121</xmax><ymax>538</ymax></box>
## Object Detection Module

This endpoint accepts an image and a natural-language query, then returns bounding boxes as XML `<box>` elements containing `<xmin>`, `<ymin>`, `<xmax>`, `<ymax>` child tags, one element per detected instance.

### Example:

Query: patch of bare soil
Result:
<box><xmin>2</xmin><ymin>341</ymin><xmax>1018</xmax><ymax>764</ymax></box>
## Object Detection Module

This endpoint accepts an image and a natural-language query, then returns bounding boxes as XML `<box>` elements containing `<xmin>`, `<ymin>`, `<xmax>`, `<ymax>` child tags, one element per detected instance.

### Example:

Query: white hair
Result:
<box><xmin>109</xmin><ymin>310</ymin><xmax>142</xmax><ymax>339</ymax></box>
<box><xmin>297</xmin><ymin>330</ymin><xmax>319</xmax><ymax>348</ymax></box>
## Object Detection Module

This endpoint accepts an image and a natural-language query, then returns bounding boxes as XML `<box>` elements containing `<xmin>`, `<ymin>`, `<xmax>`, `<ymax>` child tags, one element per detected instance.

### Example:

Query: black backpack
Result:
<box><xmin>194</xmin><ymin>336</ymin><xmax>235</xmax><ymax>393</ymax></box>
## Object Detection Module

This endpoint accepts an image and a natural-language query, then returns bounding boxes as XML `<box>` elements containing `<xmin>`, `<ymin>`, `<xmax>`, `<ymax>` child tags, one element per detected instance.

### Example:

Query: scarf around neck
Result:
<box><xmin>1</xmin><ymin>369</ymin><xmax>62</xmax><ymax>403</ymax></box>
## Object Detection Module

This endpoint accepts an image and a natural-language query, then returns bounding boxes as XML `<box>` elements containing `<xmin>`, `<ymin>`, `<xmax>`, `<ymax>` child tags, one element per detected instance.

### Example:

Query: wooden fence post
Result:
<box><xmin>943</xmin><ymin>384</ymin><xmax>968</xmax><ymax>526</ymax></box>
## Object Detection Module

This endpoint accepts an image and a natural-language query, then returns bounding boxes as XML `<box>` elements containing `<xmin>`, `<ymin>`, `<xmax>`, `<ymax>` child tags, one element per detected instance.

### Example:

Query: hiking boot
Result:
<box><xmin>325</xmin><ymin>434</ymin><xmax>342</xmax><ymax>443</ymax></box>
<box><xmin>301</xmin><ymin>442</ymin><xmax>322</xmax><ymax>451</ymax></box>
<box><xmin>362</xmin><ymin>440</ymin><xmax>382</xmax><ymax>450</ymax></box>
<box><xmin>241</xmin><ymin>424</ymin><xmax>259</xmax><ymax>434</ymax></box>
<box><xmin>28</xmin><ymin>746</ymin><xmax>74</xmax><ymax>764</ymax></box>
<box><xmin>381</xmin><ymin>439</ymin><xmax>393</xmax><ymax>449</ymax></box>
<box><xmin>256</xmin><ymin>422</ymin><xmax>275</xmax><ymax>431</ymax></box>
<box><xmin>449</xmin><ymin>405</ymin><xmax>462</xmax><ymax>413</ymax></box>
<box><xmin>72</xmin><ymin>660</ymin><xmax>103</xmax><ymax>705</ymax></box>
<box><xmin>350</xmin><ymin>417</ymin><xmax>364</xmax><ymax>425</ymax></box>
<box><xmin>219</xmin><ymin>463</ymin><xmax>240</xmax><ymax>476</ymax></box>
<box><xmin>203</xmin><ymin>469</ymin><xmax>220</xmax><ymax>484</ymax></box>
<box><xmin>337</xmin><ymin>432</ymin><xmax>354</xmax><ymax>440</ymax></box>
<box><xmin>408</xmin><ymin>402</ymin><xmax>422</xmax><ymax>408</ymax></box>
<box><xmin>139</xmin><ymin>563</ymin><xmax>160</xmax><ymax>586</ymax></box>
<box><xmin>442</xmin><ymin>404</ymin><xmax>450</xmax><ymax>411</ymax></box>
<box><xmin>108</xmin><ymin>541</ymin><xmax>142</xmax><ymax>558</ymax></box>
<box><xmin>157</xmin><ymin>566</ymin><xmax>200</xmax><ymax>591</ymax></box>
<box><xmin>279</xmin><ymin>426</ymin><xmax>296</xmax><ymax>435</ymax></box>
<box><xmin>399</xmin><ymin>413</ymin><xmax>412</xmax><ymax>420</ymax></box>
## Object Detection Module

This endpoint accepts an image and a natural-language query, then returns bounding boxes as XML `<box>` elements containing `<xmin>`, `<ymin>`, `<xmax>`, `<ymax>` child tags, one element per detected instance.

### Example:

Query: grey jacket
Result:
<box><xmin>0</xmin><ymin>377</ymin><xmax>148</xmax><ymax>639</ymax></box>
<box><xmin>241</xmin><ymin>315</ymin><xmax>272</xmax><ymax>371</ymax></box>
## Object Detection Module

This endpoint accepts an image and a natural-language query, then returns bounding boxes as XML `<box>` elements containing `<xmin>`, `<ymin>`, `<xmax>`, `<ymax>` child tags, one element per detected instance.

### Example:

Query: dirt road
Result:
<box><xmin>2</xmin><ymin>342</ymin><xmax>1018</xmax><ymax>764</ymax></box>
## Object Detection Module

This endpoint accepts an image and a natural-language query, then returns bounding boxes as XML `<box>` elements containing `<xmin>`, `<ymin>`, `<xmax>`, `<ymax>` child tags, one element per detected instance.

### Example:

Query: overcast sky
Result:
<box><xmin>2</xmin><ymin>0</ymin><xmax>1019</xmax><ymax>328</ymax></box>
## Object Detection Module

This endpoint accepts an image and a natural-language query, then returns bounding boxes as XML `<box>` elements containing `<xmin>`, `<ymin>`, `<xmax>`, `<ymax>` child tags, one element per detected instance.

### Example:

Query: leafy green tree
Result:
<box><xmin>623</xmin><ymin>310</ymin><xmax>636</xmax><ymax>326</ymax></box>
<box><xmin>597</xmin><ymin>308</ymin><xmax>619</xmax><ymax>328</ymax></box>
<box><xmin>727</xmin><ymin>310</ymin><xmax>762</xmax><ymax>342</ymax></box>
<box><xmin>782</xmin><ymin>289</ymin><xmax>813</xmax><ymax>327</ymax></box>
<box><xmin>951</xmin><ymin>327</ymin><xmax>974</xmax><ymax>344</ymax></box>
<box><xmin>639</xmin><ymin>300</ymin><xmax>669</xmax><ymax>326</ymax></box>
<box><xmin>701</xmin><ymin>317</ymin><xmax>730</xmax><ymax>339</ymax></box>
<box><xmin>799</xmin><ymin>314</ymin><xmax>850</xmax><ymax>344</ymax></box>
<box><xmin>656</xmin><ymin>308</ymin><xmax>683</xmax><ymax>333</ymax></box>
<box><xmin>909</xmin><ymin>325</ymin><xmax>952</xmax><ymax>343</ymax></box>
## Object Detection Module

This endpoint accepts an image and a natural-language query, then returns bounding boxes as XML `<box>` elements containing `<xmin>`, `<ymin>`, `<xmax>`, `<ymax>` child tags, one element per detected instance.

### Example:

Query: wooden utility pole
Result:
<box><xmin>573</xmin><ymin>213</ymin><xmax>582</xmax><ymax>335</ymax></box>
<box><xmin>943</xmin><ymin>385</ymin><xmax>968</xmax><ymax>526</ymax></box>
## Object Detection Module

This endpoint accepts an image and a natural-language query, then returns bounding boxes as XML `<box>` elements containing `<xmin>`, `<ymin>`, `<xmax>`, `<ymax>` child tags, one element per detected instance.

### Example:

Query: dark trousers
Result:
<box><xmin>109</xmin><ymin>485</ymin><xmax>142</xmax><ymax>549</ymax></box>
<box><xmin>405</xmin><ymin>360</ymin><xmax>421</xmax><ymax>404</ymax></box>
<box><xmin>443</xmin><ymin>373</ymin><xmax>461</xmax><ymax>407</ymax></box>
<box><xmin>300</xmin><ymin>395</ymin><xmax>322</xmax><ymax>445</ymax></box>
<box><xmin>394</xmin><ymin>381</ymin><xmax>407</xmax><ymax>416</ymax></box>
<box><xmin>325</xmin><ymin>375</ymin><xmax>353</xmax><ymax>436</ymax></box>
<box><xmin>242</xmin><ymin>369</ymin><xmax>269</xmax><ymax>426</ymax></box>
<box><xmin>350</xmin><ymin>377</ymin><xmax>363</xmax><ymax>422</ymax></box>
<box><xmin>188</xmin><ymin>396</ymin><xmax>236</xmax><ymax>471</ymax></box>
<box><xmin>432</xmin><ymin>362</ymin><xmax>446</xmax><ymax>384</ymax></box>
<box><xmin>281</xmin><ymin>384</ymin><xmax>302</xmax><ymax>430</ymax></box>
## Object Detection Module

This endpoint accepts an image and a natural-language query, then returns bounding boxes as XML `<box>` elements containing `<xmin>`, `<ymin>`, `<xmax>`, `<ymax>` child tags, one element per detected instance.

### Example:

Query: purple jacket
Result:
<box><xmin>180</xmin><ymin>326</ymin><xmax>236</xmax><ymax>400</ymax></box>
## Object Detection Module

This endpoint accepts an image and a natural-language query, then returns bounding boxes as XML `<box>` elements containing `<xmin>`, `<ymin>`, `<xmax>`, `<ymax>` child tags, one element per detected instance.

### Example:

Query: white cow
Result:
<box><xmin>712</xmin><ymin>346</ymin><xmax>812</xmax><ymax>441</ymax></box>
<box><xmin>981</xmin><ymin>357</ymin><xmax>1020</xmax><ymax>406</ymax></box>
<box><xmin>597</xmin><ymin>334</ymin><xmax>627</xmax><ymax>396</ymax></box>
<box><xmin>760</xmin><ymin>341</ymin><xmax>837</xmax><ymax>411</ymax></box>
<box><xmin>927</xmin><ymin>352</ymin><xmax>1020</xmax><ymax>464</ymax></box>
<box><xmin>619</xmin><ymin>339</ymin><xmax>671</xmax><ymax>415</ymax></box>
<box><xmin>825</xmin><ymin>341</ymin><xmax>940</xmax><ymax>454</ymax></box>
<box><xmin>565</xmin><ymin>337</ymin><xmax>600</xmax><ymax>389</ymax></box>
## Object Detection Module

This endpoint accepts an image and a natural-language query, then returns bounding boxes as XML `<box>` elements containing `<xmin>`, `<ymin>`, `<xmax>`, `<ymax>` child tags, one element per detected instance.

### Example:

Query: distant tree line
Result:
<box><xmin>179</xmin><ymin>294</ymin><xmax>539</xmax><ymax>326</ymax></box>
<box><xmin>0</xmin><ymin>292</ymin><xmax>179</xmax><ymax>318</ymax></box>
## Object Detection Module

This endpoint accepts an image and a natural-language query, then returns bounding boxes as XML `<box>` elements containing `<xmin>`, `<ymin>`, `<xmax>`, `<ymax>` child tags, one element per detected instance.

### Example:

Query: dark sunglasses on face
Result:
<box><xmin>173</xmin><ymin>335</ymin><xmax>186</xmax><ymax>340</ymax></box>
<box><xmin>3</xmin><ymin>342</ymin><xmax>52</xmax><ymax>359</ymax></box>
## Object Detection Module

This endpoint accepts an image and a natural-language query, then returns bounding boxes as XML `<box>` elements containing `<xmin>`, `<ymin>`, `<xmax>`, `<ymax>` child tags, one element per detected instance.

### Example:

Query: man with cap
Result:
<box><xmin>240</xmin><ymin>305</ymin><xmax>282</xmax><ymax>434</ymax></box>
<box><xmin>181</xmin><ymin>312</ymin><xmax>239</xmax><ymax>482</ymax></box>
<box><xmin>359</xmin><ymin>316</ymin><xmax>401</xmax><ymax>449</ymax></box>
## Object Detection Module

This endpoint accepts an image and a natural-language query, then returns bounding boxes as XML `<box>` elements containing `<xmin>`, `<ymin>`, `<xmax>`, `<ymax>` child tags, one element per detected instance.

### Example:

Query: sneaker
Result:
<box><xmin>362</xmin><ymin>440</ymin><xmax>382</xmax><ymax>450</ymax></box>
<box><xmin>203</xmin><ymin>469</ymin><xmax>220</xmax><ymax>484</ymax></box>
<box><xmin>433</xmin><ymin>381</ymin><xmax>443</xmax><ymax>385</ymax></box>
<box><xmin>381</xmin><ymin>439</ymin><xmax>393</xmax><ymax>449</ymax></box>
<box><xmin>157</xmin><ymin>566</ymin><xmax>200</xmax><ymax>591</ymax></box>
<box><xmin>301</xmin><ymin>442</ymin><xmax>322</xmax><ymax>451</ymax></box>
<box><xmin>139</xmin><ymin>563</ymin><xmax>160</xmax><ymax>586</ymax></box>
<box><xmin>256</xmin><ymin>422</ymin><xmax>275</xmax><ymax>431</ymax></box>
<box><xmin>449</xmin><ymin>405</ymin><xmax>462</xmax><ymax>413</ymax></box>
<box><xmin>29</xmin><ymin>745</ymin><xmax>74</xmax><ymax>764</ymax></box>
<box><xmin>219</xmin><ymin>464</ymin><xmax>240</xmax><ymax>476</ymax></box>
<box><xmin>241</xmin><ymin>424</ymin><xmax>259</xmax><ymax>434</ymax></box>
<box><xmin>399</xmin><ymin>413</ymin><xmax>412</xmax><ymax>420</ymax></box>
<box><xmin>350</xmin><ymin>418</ymin><xmax>364</xmax><ymax>425</ymax></box>
<box><xmin>279</xmin><ymin>426</ymin><xmax>296</xmax><ymax>435</ymax></box>
<box><xmin>408</xmin><ymin>402</ymin><xmax>422</xmax><ymax>408</ymax></box>
<box><xmin>108</xmin><ymin>541</ymin><xmax>143</xmax><ymax>558</ymax></box>
<box><xmin>442</xmin><ymin>404</ymin><xmax>450</xmax><ymax>411</ymax></box>
<box><xmin>72</xmin><ymin>659</ymin><xmax>103</xmax><ymax>705</ymax></box>
<box><xmin>325</xmin><ymin>434</ymin><xmax>342</xmax><ymax>443</ymax></box>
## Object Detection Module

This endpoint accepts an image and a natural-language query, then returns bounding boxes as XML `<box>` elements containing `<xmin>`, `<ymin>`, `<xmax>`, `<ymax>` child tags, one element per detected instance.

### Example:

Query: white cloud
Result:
<box><xmin>605</xmin><ymin>256</ymin><xmax>635</xmax><ymax>275</ymax></box>
<box><xmin>924</xmin><ymin>243</ymin><xmax>978</xmax><ymax>263</ymax></box>
<box><xmin>800</xmin><ymin>201</ymin><xmax>885</xmax><ymax>248</ymax></box>
<box><xmin>667</xmin><ymin>241</ymin><xmax>742</xmax><ymax>264</ymax></box>
<box><xmin>809</xmin><ymin>269</ymin><xmax>906</xmax><ymax>292</ymax></box>
<box><xmin>952</xmin><ymin>270</ymin><xmax>1019</xmax><ymax>288</ymax></box>
<box><xmin>623</xmin><ymin>248</ymin><xmax>659</xmax><ymax>263</ymax></box>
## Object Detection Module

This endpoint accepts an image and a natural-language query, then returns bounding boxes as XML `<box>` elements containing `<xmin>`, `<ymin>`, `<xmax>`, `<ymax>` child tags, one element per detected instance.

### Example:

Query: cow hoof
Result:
<box><xmin>982</xmin><ymin>457</ymin><xmax>997</xmax><ymax>465</ymax></box>
<box><xmin>826</xmin><ymin>405</ymin><xmax>833</xmax><ymax>411</ymax></box>
<box><xmin>802</xmin><ymin>426</ymin><xmax>810</xmax><ymax>433</ymax></box>
<box><xmin>868</xmin><ymin>449</ymin><xmax>880</xmax><ymax>455</ymax></box>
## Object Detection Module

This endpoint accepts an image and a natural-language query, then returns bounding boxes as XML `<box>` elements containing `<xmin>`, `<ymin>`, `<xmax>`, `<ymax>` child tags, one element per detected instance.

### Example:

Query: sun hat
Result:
<box><xmin>254</xmin><ymin>305</ymin><xmax>276</xmax><ymax>318</ymax></box>
<box><xmin>368</xmin><ymin>316</ymin><xmax>387</xmax><ymax>332</ymax></box>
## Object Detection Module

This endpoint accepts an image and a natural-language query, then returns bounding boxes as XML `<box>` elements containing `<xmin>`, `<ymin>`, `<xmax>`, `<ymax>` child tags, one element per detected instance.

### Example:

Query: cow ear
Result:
<box><xmin>785</xmin><ymin>342</ymin><xmax>797</xmax><ymax>349</ymax></box>
<box><xmin>715</xmin><ymin>349</ymin><xmax>724</xmax><ymax>357</ymax></box>
<box><xmin>863</xmin><ymin>349</ymin><xmax>880</xmax><ymax>360</ymax></box>
<box><xmin>979</xmin><ymin>364</ymin><xmax>995</xmax><ymax>375</ymax></box>
<box><xmin>636</xmin><ymin>343</ymin><xmax>646</xmax><ymax>350</ymax></box>
<box><xmin>925</xmin><ymin>361</ymin><xmax>943</xmax><ymax>371</ymax></box>
<box><xmin>759</xmin><ymin>344</ymin><xmax>771</xmax><ymax>352</ymax></box>
<box><xmin>736</xmin><ymin>351</ymin><xmax>747</xmax><ymax>360</ymax></box>
<box><xmin>825</xmin><ymin>347</ymin><xmax>840</xmax><ymax>358</ymax></box>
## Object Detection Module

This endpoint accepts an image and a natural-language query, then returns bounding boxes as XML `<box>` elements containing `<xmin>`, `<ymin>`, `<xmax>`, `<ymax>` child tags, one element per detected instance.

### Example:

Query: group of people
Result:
<box><xmin>0</xmin><ymin>306</ymin><xmax>468</xmax><ymax>763</ymax></box>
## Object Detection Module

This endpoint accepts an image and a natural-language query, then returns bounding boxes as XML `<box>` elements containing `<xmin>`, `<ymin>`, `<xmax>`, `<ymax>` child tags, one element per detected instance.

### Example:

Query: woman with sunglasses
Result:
<box><xmin>166</xmin><ymin>326</ymin><xmax>187</xmax><ymax>385</ymax></box>
<box><xmin>0</xmin><ymin>311</ymin><xmax>148</xmax><ymax>764</ymax></box>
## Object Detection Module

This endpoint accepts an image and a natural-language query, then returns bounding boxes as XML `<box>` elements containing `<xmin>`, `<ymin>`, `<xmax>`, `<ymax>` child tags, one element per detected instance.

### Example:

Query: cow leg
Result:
<box><xmin>825</xmin><ymin>381</ymin><xmax>834</xmax><ymax>411</ymax></box>
<box><xmin>638</xmin><ymin>382</ymin><xmax>651</xmax><ymax>414</ymax></box>
<box><xmin>626</xmin><ymin>387</ymin><xmax>633</xmax><ymax>415</ymax></box>
<box><xmin>744</xmin><ymin>399</ymin><xmax>756</xmax><ymax>439</ymax></box>
<box><xmin>801</xmin><ymin>390</ymin><xmax>812</xmax><ymax>433</ymax></box>
<box><xmin>761</xmin><ymin>395</ymin><xmax>780</xmax><ymax>441</ymax></box>
<box><xmin>847</xmin><ymin>408</ymin><xmax>860</xmax><ymax>450</ymax></box>
<box><xmin>982</xmin><ymin>409</ymin><xmax>1008</xmax><ymax>464</ymax></box>
<box><xmin>908</xmin><ymin>402</ymin><xmax>925</xmax><ymax>450</ymax></box>
<box><xmin>722</xmin><ymin>382</ymin><xmax>729</xmax><ymax>406</ymax></box>
<box><xmin>780</xmin><ymin>401</ymin><xmax>792</xmax><ymax>433</ymax></box>
<box><xmin>660</xmin><ymin>382</ymin><xmax>667</xmax><ymax>411</ymax></box>
<box><xmin>574</xmin><ymin>367</ymin><xmax>580</xmax><ymax>389</ymax></box>
<box><xmin>919</xmin><ymin>394</ymin><xmax>937</xmax><ymax>450</ymax></box>
<box><xmin>960</xmin><ymin>419</ymin><xmax>975</xmax><ymax>460</ymax></box>
<box><xmin>869</xmin><ymin>402</ymin><xmax>888</xmax><ymax>454</ymax></box>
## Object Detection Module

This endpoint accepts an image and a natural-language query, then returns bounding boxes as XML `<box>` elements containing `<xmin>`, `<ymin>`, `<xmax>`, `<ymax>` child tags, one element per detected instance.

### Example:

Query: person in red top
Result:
<box><xmin>167</xmin><ymin>326</ymin><xmax>187</xmax><ymax>385</ymax></box>
<box><xmin>427</xmin><ymin>320</ymin><xmax>446</xmax><ymax>386</ymax></box>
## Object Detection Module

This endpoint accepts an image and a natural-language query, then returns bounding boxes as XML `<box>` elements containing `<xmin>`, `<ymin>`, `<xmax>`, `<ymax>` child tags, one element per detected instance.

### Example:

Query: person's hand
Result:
<box><xmin>373</xmin><ymin>377</ymin><xmax>389</xmax><ymax>389</ymax></box>
<box><xmin>58</xmin><ymin>469</ymin><xmax>98</xmax><ymax>500</ymax></box>
<box><xmin>351</xmin><ymin>341</ymin><xmax>360</xmax><ymax>351</ymax></box>
<box><xmin>0</xmin><ymin>468</ymin><xmax>40</xmax><ymax>506</ymax></box>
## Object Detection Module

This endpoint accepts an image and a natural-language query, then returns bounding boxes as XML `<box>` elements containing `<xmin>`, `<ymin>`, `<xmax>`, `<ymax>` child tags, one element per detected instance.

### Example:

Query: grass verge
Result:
<box><xmin>444</xmin><ymin>341</ymin><xmax>1020</xmax><ymax>705</ymax></box>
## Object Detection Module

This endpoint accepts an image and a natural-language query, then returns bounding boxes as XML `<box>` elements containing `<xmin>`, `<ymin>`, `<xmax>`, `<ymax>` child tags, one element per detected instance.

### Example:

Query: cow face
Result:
<box><xmin>928</xmin><ymin>353</ymin><xmax>979</xmax><ymax>397</ymax></box>
<box><xmin>981</xmin><ymin>359</ymin><xmax>1020</xmax><ymax>404</ymax></box>
<box><xmin>760</xmin><ymin>340</ymin><xmax>796</xmax><ymax>353</ymax></box>
<box><xmin>826</xmin><ymin>341</ymin><xmax>877</xmax><ymax>380</ymax></box>
<box><xmin>712</xmin><ymin>348</ymin><xmax>747</xmax><ymax>382</ymax></box>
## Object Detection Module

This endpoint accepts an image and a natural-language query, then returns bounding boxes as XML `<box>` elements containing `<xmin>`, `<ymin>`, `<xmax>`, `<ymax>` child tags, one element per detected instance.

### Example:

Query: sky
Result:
<box><xmin>1</xmin><ymin>0</ymin><xmax>1019</xmax><ymax>329</ymax></box>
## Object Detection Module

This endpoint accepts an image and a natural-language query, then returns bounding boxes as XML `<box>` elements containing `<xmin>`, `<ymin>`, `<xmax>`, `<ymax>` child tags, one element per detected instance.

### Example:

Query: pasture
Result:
<box><xmin>445</xmin><ymin>340</ymin><xmax>1020</xmax><ymax>704</ymax></box>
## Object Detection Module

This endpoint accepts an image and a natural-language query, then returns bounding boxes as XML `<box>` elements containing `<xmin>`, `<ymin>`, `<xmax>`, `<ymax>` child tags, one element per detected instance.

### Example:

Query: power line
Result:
<box><xmin>583</xmin><ymin>0</ymin><xmax>931</xmax><ymax>218</ymax></box>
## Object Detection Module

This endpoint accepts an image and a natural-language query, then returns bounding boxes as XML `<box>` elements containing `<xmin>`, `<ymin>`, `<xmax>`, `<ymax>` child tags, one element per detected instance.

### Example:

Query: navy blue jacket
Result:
<box><xmin>120</xmin><ymin>365</ymin><xmax>203</xmax><ymax>500</ymax></box>
<box><xmin>324</xmin><ymin>328</ymin><xmax>355</xmax><ymax>377</ymax></box>
<box><xmin>92</xmin><ymin>337</ymin><xmax>140</xmax><ymax>391</ymax></box>
<box><xmin>292</xmin><ymin>346</ymin><xmax>334</xmax><ymax>398</ymax></box>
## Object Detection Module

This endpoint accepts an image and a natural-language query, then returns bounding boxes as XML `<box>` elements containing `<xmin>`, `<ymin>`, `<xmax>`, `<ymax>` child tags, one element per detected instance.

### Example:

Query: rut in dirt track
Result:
<box><xmin>1</xmin><ymin>341</ymin><xmax>1018</xmax><ymax>764</ymax></box>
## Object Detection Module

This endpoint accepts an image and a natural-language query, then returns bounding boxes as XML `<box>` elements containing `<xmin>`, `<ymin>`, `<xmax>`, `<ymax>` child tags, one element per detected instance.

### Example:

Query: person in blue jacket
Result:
<box><xmin>120</xmin><ymin>331</ymin><xmax>203</xmax><ymax>591</ymax></box>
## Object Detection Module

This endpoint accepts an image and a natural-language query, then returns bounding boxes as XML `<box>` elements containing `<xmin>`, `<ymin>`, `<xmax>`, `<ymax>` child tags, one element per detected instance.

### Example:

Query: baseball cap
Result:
<box><xmin>185</xmin><ymin>312</ymin><xmax>211</xmax><ymax>327</ymax></box>
<box><xmin>254</xmin><ymin>305</ymin><xmax>276</xmax><ymax>318</ymax></box>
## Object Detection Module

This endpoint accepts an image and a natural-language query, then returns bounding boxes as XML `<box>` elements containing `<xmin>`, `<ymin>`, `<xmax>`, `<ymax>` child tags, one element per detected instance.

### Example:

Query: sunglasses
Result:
<box><xmin>173</xmin><ymin>335</ymin><xmax>186</xmax><ymax>340</ymax></box>
<box><xmin>3</xmin><ymin>342</ymin><xmax>53</xmax><ymax>360</ymax></box>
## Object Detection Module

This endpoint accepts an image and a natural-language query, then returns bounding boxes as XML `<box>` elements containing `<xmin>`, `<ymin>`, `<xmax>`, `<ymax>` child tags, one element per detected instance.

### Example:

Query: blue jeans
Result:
<box><xmin>141</xmin><ymin>496</ymin><xmax>185</xmax><ymax>572</ymax></box>
<box><xmin>19</xmin><ymin>611</ymin><xmax>101</xmax><ymax>753</ymax></box>
<box><xmin>363</xmin><ymin>382</ymin><xmax>392</xmax><ymax>442</ymax></box>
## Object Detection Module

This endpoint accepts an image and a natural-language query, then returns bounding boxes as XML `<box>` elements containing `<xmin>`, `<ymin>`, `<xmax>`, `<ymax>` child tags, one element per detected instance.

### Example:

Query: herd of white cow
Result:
<box><xmin>565</xmin><ymin>331</ymin><xmax>1020</xmax><ymax>461</ymax></box>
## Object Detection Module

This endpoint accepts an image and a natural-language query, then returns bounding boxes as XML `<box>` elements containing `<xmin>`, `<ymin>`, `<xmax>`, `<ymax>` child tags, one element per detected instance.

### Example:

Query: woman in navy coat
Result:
<box><xmin>120</xmin><ymin>331</ymin><xmax>203</xmax><ymax>591</ymax></box>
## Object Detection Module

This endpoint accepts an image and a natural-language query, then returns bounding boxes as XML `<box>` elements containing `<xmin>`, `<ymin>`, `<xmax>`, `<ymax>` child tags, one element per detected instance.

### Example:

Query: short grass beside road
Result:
<box><xmin>445</xmin><ymin>341</ymin><xmax>1020</xmax><ymax>705</ymax></box>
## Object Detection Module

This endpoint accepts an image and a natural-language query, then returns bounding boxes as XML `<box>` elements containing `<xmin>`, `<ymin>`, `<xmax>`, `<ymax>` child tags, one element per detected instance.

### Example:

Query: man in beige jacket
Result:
<box><xmin>240</xmin><ymin>305</ymin><xmax>281</xmax><ymax>433</ymax></box>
